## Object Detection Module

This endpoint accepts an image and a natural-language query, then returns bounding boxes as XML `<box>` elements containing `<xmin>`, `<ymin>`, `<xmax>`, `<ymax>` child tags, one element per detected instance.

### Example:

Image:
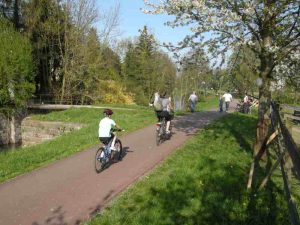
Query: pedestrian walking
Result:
<box><xmin>219</xmin><ymin>94</ymin><xmax>223</xmax><ymax>112</ymax></box>
<box><xmin>188</xmin><ymin>91</ymin><xmax>198</xmax><ymax>113</ymax></box>
<box><xmin>222</xmin><ymin>91</ymin><xmax>233</xmax><ymax>112</ymax></box>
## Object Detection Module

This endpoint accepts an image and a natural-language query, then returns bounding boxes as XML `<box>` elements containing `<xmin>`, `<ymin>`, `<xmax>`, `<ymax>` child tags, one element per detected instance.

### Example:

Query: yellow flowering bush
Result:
<box><xmin>96</xmin><ymin>80</ymin><xmax>135</xmax><ymax>104</ymax></box>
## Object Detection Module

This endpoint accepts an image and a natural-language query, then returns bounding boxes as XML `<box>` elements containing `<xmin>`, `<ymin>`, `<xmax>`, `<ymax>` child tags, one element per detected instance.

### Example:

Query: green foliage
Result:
<box><xmin>86</xmin><ymin>114</ymin><xmax>294</xmax><ymax>225</ymax></box>
<box><xmin>210</xmin><ymin>69</ymin><xmax>227</xmax><ymax>93</ymax></box>
<box><xmin>175</xmin><ymin>48</ymin><xmax>212</xmax><ymax>105</ymax></box>
<box><xmin>2</xmin><ymin>3</ymin><xmax>177</xmax><ymax>106</ymax></box>
<box><xmin>94</xmin><ymin>80</ymin><xmax>134</xmax><ymax>104</ymax></box>
<box><xmin>99</xmin><ymin>46</ymin><xmax>122</xmax><ymax>80</ymax></box>
<box><xmin>23</xmin><ymin>0</ymin><xmax>66</xmax><ymax>95</ymax></box>
<box><xmin>0</xmin><ymin>17</ymin><xmax>35</xmax><ymax>115</ymax></box>
<box><xmin>197</xmin><ymin>95</ymin><xmax>219</xmax><ymax>111</ymax></box>
<box><xmin>21</xmin><ymin>0</ymin><xmax>123</xmax><ymax>105</ymax></box>
<box><xmin>272</xmin><ymin>85</ymin><xmax>300</xmax><ymax>105</ymax></box>
<box><xmin>229</xmin><ymin>46</ymin><xmax>259</xmax><ymax>95</ymax></box>
<box><xmin>122</xmin><ymin>26</ymin><xmax>176</xmax><ymax>105</ymax></box>
<box><xmin>64</xmin><ymin>28</ymin><xmax>125</xmax><ymax>105</ymax></box>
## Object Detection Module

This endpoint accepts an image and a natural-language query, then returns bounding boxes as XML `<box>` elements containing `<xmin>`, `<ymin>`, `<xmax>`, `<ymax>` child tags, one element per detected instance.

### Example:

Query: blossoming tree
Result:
<box><xmin>143</xmin><ymin>0</ymin><xmax>300</xmax><ymax>155</ymax></box>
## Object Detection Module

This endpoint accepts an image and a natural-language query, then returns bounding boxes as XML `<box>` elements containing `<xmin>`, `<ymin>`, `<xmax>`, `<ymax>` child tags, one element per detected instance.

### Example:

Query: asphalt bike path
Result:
<box><xmin>0</xmin><ymin>109</ymin><xmax>232</xmax><ymax>225</ymax></box>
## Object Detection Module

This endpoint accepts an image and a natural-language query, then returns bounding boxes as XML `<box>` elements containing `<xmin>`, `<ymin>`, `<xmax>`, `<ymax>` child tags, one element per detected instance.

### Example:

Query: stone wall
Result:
<box><xmin>21</xmin><ymin>118</ymin><xmax>83</xmax><ymax>147</ymax></box>
<box><xmin>0</xmin><ymin>113</ymin><xmax>10</xmax><ymax>145</ymax></box>
<box><xmin>0</xmin><ymin>110</ymin><xmax>25</xmax><ymax>146</ymax></box>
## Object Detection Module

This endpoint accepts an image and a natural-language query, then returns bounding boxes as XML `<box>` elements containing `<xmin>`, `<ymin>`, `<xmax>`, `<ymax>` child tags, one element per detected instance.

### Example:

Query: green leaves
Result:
<box><xmin>123</xmin><ymin>26</ymin><xmax>176</xmax><ymax>104</ymax></box>
<box><xmin>0</xmin><ymin>18</ymin><xmax>35</xmax><ymax>115</ymax></box>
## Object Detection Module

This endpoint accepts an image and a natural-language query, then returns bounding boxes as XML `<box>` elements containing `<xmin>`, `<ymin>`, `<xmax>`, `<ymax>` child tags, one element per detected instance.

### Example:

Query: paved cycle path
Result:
<box><xmin>0</xmin><ymin>109</ymin><xmax>230</xmax><ymax>225</ymax></box>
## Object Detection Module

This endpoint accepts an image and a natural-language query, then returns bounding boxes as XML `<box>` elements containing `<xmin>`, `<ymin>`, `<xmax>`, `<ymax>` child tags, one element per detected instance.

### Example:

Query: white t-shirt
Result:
<box><xmin>222</xmin><ymin>93</ymin><xmax>232</xmax><ymax>102</ymax></box>
<box><xmin>161</xmin><ymin>98</ymin><xmax>171</xmax><ymax>111</ymax></box>
<box><xmin>98</xmin><ymin>117</ymin><xmax>116</xmax><ymax>137</ymax></box>
<box><xmin>244</xmin><ymin>95</ymin><xmax>249</xmax><ymax>103</ymax></box>
<box><xmin>189</xmin><ymin>94</ymin><xmax>198</xmax><ymax>103</ymax></box>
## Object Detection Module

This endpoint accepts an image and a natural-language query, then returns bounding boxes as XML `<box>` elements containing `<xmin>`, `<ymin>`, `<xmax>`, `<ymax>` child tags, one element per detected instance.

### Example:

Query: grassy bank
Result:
<box><xmin>86</xmin><ymin>113</ymin><xmax>298</xmax><ymax>225</ymax></box>
<box><xmin>0</xmin><ymin>106</ymin><xmax>156</xmax><ymax>183</ymax></box>
<box><xmin>198</xmin><ymin>95</ymin><xmax>219</xmax><ymax>111</ymax></box>
<box><xmin>175</xmin><ymin>95</ymin><xmax>219</xmax><ymax>116</ymax></box>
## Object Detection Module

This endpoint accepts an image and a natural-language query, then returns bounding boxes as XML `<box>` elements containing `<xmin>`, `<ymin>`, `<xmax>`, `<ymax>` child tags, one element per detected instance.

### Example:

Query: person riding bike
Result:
<box><xmin>151</xmin><ymin>92</ymin><xmax>173</xmax><ymax>134</ymax></box>
<box><xmin>98</xmin><ymin>109</ymin><xmax>122</xmax><ymax>154</ymax></box>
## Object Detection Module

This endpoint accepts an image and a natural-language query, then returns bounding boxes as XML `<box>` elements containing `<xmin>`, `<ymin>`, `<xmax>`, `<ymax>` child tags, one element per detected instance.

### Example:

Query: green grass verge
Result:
<box><xmin>0</xmin><ymin>106</ymin><xmax>156</xmax><ymax>183</ymax></box>
<box><xmin>85</xmin><ymin>113</ymin><xmax>299</xmax><ymax>225</ymax></box>
<box><xmin>197</xmin><ymin>95</ymin><xmax>219</xmax><ymax>111</ymax></box>
<box><xmin>176</xmin><ymin>95</ymin><xmax>219</xmax><ymax>115</ymax></box>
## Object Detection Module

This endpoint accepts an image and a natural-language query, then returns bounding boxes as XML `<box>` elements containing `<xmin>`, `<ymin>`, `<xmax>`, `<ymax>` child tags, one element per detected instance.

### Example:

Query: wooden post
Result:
<box><xmin>258</xmin><ymin>149</ymin><xmax>285</xmax><ymax>190</ymax></box>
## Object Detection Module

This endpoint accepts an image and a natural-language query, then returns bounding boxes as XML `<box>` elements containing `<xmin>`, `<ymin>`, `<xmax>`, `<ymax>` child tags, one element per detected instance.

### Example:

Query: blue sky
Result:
<box><xmin>96</xmin><ymin>0</ymin><xmax>191</xmax><ymax>46</ymax></box>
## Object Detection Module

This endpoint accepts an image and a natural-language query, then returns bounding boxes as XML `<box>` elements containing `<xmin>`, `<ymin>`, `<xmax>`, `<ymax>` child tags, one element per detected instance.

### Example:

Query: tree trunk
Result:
<box><xmin>253</xmin><ymin>56</ymin><xmax>272</xmax><ymax>156</ymax></box>
<box><xmin>13</xmin><ymin>0</ymin><xmax>20</xmax><ymax>29</ymax></box>
<box><xmin>254</xmin><ymin>81</ymin><xmax>271</xmax><ymax>156</ymax></box>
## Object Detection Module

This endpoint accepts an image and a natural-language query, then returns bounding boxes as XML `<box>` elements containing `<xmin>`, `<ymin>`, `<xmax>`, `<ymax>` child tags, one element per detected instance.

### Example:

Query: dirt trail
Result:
<box><xmin>0</xmin><ymin>108</ymin><xmax>233</xmax><ymax>225</ymax></box>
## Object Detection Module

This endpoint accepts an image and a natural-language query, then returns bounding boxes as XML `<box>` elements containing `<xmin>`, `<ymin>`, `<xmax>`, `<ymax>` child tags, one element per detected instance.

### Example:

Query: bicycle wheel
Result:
<box><xmin>156</xmin><ymin>123</ymin><xmax>165</xmax><ymax>146</ymax></box>
<box><xmin>95</xmin><ymin>147</ymin><xmax>105</xmax><ymax>173</ymax></box>
<box><xmin>156</xmin><ymin>128</ymin><xmax>161</xmax><ymax>146</ymax></box>
<box><xmin>161</xmin><ymin>120</ymin><xmax>166</xmax><ymax>139</ymax></box>
<box><xmin>114</xmin><ymin>139</ymin><xmax>123</xmax><ymax>160</ymax></box>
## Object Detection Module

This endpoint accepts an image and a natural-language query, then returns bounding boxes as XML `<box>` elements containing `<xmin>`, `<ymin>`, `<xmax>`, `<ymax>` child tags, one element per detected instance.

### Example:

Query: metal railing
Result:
<box><xmin>28</xmin><ymin>94</ymin><xmax>83</xmax><ymax>105</ymax></box>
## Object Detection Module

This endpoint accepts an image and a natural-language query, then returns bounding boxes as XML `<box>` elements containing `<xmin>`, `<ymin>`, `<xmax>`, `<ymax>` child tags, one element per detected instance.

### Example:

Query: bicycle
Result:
<box><xmin>235</xmin><ymin>102</ymin><xmax>251</xmax><ymax>114</ymax></box>
<box><xmin>235</xmin><ymin>102</ymin><xmax>243</xmax><ymax>112</ymax></box>
<box><xmin>156</xmin><ymin>117</ymin><xmax>172</xmax><ymax>146</ymax></box>
<box><xmin>95</xmin><ymin>129</ymin><xmax>124</xmax><ymax>173</ymax></box>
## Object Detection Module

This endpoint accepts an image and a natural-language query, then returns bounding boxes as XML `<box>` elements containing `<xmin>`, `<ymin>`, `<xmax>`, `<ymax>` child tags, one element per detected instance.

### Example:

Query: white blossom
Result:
<box><xmin>143</xmin><ymin>0</ymin><xmax>300</xmax><ymax>78</ymax></box>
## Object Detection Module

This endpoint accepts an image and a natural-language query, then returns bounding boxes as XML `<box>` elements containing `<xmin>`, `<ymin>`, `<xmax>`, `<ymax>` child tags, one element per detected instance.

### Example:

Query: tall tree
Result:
<box><xmin>136</xmin><ymin>26</ymin><xmax>156</xmax><ymax>99</ymax></box>
<box><xmin>122</xmin><ymin>26</ymin><xmax>176</xmax><ymax>104</ymax></box>
<box><xmin>122</xmin><ymin>26</ymin><xmax>156</xmax><ymax>104</ymax></box>
<box><xmin>0</xmin><ymin>18</ymin><xmax>34</xmax><ymax>145</ymax></box>
<box><xmin>23</xmin><ymin>0</ymin><xmax>66</xmax><ymax>97</ymax></box>
<box><xmin>122</xmin><ymin>41</ymin><xmax>139</xmax><ymax>84</ymax></box>
<box><xmin>56</xmin><ymin>0</ymin><xmax>98</xmax><ymax>103</ymax></box>
<box><xmin>144</xmin><ymin>0</ymin><xmax>300</xmax><ymax>154</ymax></box>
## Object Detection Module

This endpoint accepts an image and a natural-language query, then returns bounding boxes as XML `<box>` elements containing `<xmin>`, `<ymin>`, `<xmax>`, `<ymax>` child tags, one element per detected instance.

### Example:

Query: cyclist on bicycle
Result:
<box><xmin>98</xmin><ymin>109</ymin><xmax>122</xmax><ymax>153</ymax></box>
<box><xmin>150</xmin><ymin>92</ymin><xmax>173</xmax><ymax>134</ymax></box>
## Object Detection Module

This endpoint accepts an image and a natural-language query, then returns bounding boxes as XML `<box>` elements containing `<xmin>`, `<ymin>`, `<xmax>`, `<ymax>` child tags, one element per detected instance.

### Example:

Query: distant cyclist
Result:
<box><xmin>161</xmin><ymin>94</ymin><xmax>173</xmax><ymax>134</ymax></box>
<box><xmin>98</xmin><ymin>109</ymin><xmax>122</xmax><ymax>153</ymax></box>
<box><xmin>150</xmin><ymin>92</ymin><xmax>162</xmax><ymax>120</ymax></box>
<box><xmin>150</xmin><ymin>92</ymin><xmax>173</xmax><ymax>134</ymax></box>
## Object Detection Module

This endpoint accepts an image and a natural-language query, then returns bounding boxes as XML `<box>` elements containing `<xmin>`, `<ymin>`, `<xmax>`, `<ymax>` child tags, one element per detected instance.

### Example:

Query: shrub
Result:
<box><xmin>95</xmin><ymin>80</ymin><xmax>135</xmax><ymax>104</ymax></box>
<box><xmin>0</xmin><ymin>18</ymin><xmax>35</xmax><ymax>115</ymax></box>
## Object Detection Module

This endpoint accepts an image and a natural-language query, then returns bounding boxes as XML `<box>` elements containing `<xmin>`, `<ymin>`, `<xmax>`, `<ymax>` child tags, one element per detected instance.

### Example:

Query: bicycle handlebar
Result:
<box><xmin>112</xmin><ymin>128</ymin><xmax>125</xmax><ymax>132</ymax></box>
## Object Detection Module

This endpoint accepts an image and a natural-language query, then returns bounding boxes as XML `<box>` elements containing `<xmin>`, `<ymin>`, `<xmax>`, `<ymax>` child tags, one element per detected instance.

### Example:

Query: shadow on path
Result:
<box><xmin>32</xmin><ymin>206</ymin><xmax>74</xmax><ymax>225</ymax></box>
<box><xmin>173</xmin><ymin>111</ymin><xmax>222</xmax><ymax>136</ymax></box>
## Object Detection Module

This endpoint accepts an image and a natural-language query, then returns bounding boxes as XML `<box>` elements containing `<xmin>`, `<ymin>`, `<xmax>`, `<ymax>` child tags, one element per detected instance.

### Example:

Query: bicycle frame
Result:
<box><xmin>156</xmin><ymin>118</ymin><xmax>167</xmax><ymax>146</ymax></box>
<box><xmin>95</xmin><ymin>130</ymin><xmax>123</xmax><ymax>173</ymax></box>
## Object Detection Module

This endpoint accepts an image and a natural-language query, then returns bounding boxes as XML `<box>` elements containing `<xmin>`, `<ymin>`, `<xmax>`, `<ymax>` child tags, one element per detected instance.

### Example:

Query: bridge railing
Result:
<box><xmin>28</xmin><ymin>94</ymin><xmax>83</xmax><ymax>105</ymax></box>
